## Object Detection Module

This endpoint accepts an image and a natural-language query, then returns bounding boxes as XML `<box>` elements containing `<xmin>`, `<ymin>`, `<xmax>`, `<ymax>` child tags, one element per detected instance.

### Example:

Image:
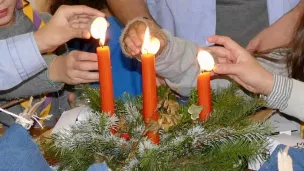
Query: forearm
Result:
<box><xmin>270</xmin><ymin>1</ymin><xmax>304</xmax><ymax>45</ymax></box>
<box><xmin>106</xmin><ymin>0</ymin><xmax>154</xmax><ymax>25</ymax></box>
<box><xmin>156</xmin><ymin>30</ymin><xmax>199</xmax><ymax>96</ymax></box>
<box><xmin>266</xmin><ymin>75</ymin><xmax>304</xmax><ymax>121</ymax></box>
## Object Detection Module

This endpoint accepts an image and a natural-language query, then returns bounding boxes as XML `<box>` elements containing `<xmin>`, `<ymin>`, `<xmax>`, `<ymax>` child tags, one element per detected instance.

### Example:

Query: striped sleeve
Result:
<box><xmin>266</xmin><ymin>74</ymin><xmax>293</xmax><ymax>110</ymax></box>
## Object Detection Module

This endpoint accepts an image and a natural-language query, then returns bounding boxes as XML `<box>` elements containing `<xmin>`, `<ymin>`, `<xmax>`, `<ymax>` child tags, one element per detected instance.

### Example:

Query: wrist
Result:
<box><xmin>48</xmin><ymin>57</ymin><xmax>64</xmax><ymax>82</ymax></box>
<box><xmin>263</xmin><ymin>72</ymin><xmax>274</xmax><ymax>96</ymax></box>
<box><xmin>34</xmin><ymin>29</ymin><xmax>48</xmax><ymax>54</ymax></box>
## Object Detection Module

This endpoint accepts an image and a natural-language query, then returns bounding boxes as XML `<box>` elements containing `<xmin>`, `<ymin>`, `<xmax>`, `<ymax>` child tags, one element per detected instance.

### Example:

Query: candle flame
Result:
<box><xmin>197</xmin><ymin>50</ymin><xmax>215</xmax><ymax>72</ymax></box>
<box><xmin>141</xmin><ymin>27</ymin><xmax>160</xmax><ymax>54</ymax></box>
<box><xmin>90</xmin><ymin>17</ymin><xmax>108</xmax><ymax>46</ymax></box>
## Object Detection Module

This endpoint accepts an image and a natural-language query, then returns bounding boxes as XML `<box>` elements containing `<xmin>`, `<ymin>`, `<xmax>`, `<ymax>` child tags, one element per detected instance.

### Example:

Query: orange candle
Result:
<box><xmin>197</xmin><ymin>50</ymin><xmax>215</xmax><ymax>121</ymax></box>
<box><xmin>197</xmin><ymin>72</ymin><xmax>212</xmax><ymax>121</ymax></box>
<box><xmin>90</xmin><ymin>17</ymin><xmax>115</xmax><ymax>115</ymax></box>
<box><xmin>142</xmin><ymin>53</ymin><xmax>159</xmax><ymax>143</ymax></box>
<box><xmin>97</xmin><ymin>46</ymin><xmax>115</xmax><ymax>116</ymax></box>
<box><xmin>141</xmin><ymin>28</ymin><xmax>161</xmax><ymax>144</ymax></box>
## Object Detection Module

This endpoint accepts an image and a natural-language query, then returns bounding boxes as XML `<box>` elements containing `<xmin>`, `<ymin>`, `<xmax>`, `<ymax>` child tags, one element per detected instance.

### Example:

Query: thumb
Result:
<box><xmin>246</xmin><ymin>38</ymin><xmax>259</xmax><ymax>52</ymax></box>
<box><xmin>72</xmin><ymin>29</ymin><xmax>91</xmax><ymax>39</ymax></box>
<box><xmin>213</xmin><ymin>64</ymin><xmax>241</xmax><ymax>75</ymax></box>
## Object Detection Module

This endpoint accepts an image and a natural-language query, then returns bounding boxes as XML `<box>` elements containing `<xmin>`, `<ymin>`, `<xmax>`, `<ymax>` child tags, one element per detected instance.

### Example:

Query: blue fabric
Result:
<box><xmin>146</xmin><ymin>0</ymin><xmax>300</xmax><ymax>46</ymax></box>
<box><xmin>87</xmin><ymin>163</ymin><xmax>109</xmax><ymax>171</ymax></box>
<box><xmin>0</xmin><ymin>124</ymin><xmax>51</xmax><ymax>171</ymax></box>
<box><xmin>68</xmin><ymin>17</ymin><xmax>142</xmax><ymax>99</ymax></box>
<box><xmin>259</xmin><ymin>144</ymin><xmax>304</xmax><ymax>171</ymax></box>
<box><xmin>0</xmin><ymin>32</ymin><xmax>46</xmax><ymax>90</ymax></box>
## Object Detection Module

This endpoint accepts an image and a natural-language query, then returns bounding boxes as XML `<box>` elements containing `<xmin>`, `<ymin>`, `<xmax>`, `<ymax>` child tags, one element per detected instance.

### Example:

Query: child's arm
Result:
<box><xmin>0</xmin><ymin>33</ymin><xmax>47</xmax><ymax>91</ymax></box>
<box><xmin>155</xmin><ymin>30</ymin><xmax>200</xmax><ymax>96</ymax></box>
<box><xmin>1</xmin><ymin>50</ymin><xmax>100</xmax><ymax>100</ymax></box>
<box><xmin>0</xmin><ymin>54</ymin><xmax>64</xmax><ymax>100</ymax></box>
<box><xmin>121</xmin><ymin>18</ymin><xmax>200</xmax><ymax>96</ymax></box>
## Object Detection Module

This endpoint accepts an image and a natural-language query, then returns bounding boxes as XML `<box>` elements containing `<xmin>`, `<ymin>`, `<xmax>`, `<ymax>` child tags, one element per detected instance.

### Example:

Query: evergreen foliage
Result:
<box><xmin>42</xmin><ymin>84</ymin><xmax>272</xmax><ymax>171</ymax></box>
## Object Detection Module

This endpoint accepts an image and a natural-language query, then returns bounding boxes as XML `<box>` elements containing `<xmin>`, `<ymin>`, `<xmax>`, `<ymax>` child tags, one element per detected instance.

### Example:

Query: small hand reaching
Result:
<box><xmin>48</xmin><ymin>50</ymin><xmax>99</xmax><ymax>85</ymax></box>
<box><xmin>122</xmin><ymin>18</ymin><xmax>167</xmax><ymax>58</ymax></box>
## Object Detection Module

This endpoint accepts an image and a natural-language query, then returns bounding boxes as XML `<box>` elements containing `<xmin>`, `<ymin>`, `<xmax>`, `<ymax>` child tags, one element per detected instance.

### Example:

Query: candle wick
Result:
<box><xmin>143</xmin><ymin>48</ymin><xmax>149</xmax><ymax>54</ymax></box>
<box><xmin>99</xmin><ymin>39</ymin><xmax>104</xmax><ymax>47</ymax></box>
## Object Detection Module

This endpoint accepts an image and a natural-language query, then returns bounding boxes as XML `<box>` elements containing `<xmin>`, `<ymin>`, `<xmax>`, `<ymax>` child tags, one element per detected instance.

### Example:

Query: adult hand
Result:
<box><xmin>246</xmin><ymin>2</ymin><xmax>303</xmax><ymax>52</ymax></box>
<box><xmin>246</xmin><ymin>24</ymin><xmax>292</xmax><ymax>52</ymax></box>
<box><xmin>34</xmin><ymin>5</ymin><xmax>105</xmax><ymax>53</ymax></box>
<box><xmin>48</xmin><ymin>50</ymin><xmax>99</xmax><ymax>85</ymax></box>
<box><xmin>208</xmin><ymin>35</ymin><xmax>274</xmax><ymax>95</ymax></box>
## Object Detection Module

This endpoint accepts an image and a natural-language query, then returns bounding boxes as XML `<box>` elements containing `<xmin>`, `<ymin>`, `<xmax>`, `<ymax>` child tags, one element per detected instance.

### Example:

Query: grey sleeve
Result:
<box><xmin>265</xmin><ymin>74</ymin><xmax>304</xmax><ymax>121</ymax></box>
<box><xmin>266</xmin><ymin>74</ymin><xmax>293</xmax><ymax>110</ymax></box>
<box><xmin>155</xmin><ymin>30</ymin><xmax>200</xmax><ymax>96</ymax></box>
<box><xmin>39</xmin><ymin>12</ymin><xmax>52</xmax><ymax>22</ymax></box>
<box><xmin>0</xmin><ymin>54</ymin><xmax>64</xmax><ymax>100</ymax></box>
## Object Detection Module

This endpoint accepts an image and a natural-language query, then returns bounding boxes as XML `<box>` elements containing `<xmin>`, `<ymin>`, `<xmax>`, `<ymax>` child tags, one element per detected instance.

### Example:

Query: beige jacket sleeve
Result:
<box><xmin>155</xmin><ymin>30</ymin><xmax>200</xmax><ymax>96</ymax></box>
<box><xmin>283</xmin><ymin>79</ymin><xmax>304</xmax><ymax>121</ymax></box>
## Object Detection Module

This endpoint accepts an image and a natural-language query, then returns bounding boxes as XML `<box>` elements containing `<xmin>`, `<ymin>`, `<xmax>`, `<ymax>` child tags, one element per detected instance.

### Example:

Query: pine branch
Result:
<box><xmin>42</xmin><ymin>84</ymin><xmax>272</xmax><ymax>171</ymax></box>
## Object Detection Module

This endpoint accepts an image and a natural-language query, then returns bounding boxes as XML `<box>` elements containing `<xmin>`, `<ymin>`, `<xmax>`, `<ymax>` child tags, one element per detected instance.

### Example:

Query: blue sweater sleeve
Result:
<box><xmin>0</xmin><ymin>32</ymin><xmax>46</xmax><ymax>90</ymax></box>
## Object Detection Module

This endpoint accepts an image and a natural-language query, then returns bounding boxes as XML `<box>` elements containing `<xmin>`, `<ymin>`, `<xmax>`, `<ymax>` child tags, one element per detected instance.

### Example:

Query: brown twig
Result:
<box><xmin>0</xmin><ymin>99</ymin><xmax>25</xmax><ymax>109</ymax></box>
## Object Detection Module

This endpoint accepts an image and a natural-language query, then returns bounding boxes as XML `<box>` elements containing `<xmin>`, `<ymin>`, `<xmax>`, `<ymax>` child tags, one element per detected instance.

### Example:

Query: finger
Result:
<box><xmin>217</xmin><ymin>57</ymin><xmax>229</xmax><ymax>64</ymax></box>
<box><xmin>125</xmin><ymin>37</ymin><xmax>140</xmax><ymax>54</ymax></box>
<box><xmin>128</xmin><ymin>29</ymin><xmax>142</xmax><ymax>47</ymax></box>
<box><xmin>213</xmin><ymin>64</ymin><xmax>241</xmax><ymax>75</ymax></box>
<box><xmin>83</xmin><ymin>30</ymin><xmax>91</xmax><ymax>39</ymax></box>
<box><xmin>208</xmin><ymin>46</ymin><xmax>232</xmax><ymax>58</ymax></box>
<box><xmin>70</xmin><ymin>14</ymin><xmax>99</xmax><ymax>20</ymax></box>
<box><xmin>70</xmin><ymin>78</ymin><xmax>99</xmax><ymax>85</ymax></box>
<box><xmin>78</xmin><ymin>71</ymin><xmax>99</xmax><ymax>80</ymax></box>
<box><xmin>70</xmin><ymin>17</ymin><xmax>91</xmax><ymax>25</ymax></box>
<box><xmin>228</xmin><ymin>75</ymin><xmax>248</xmax><ymax>88</ymax></box>
<box><xmin>246</xmin><ymin>39</ymin><xmax>259</xmax><ymax>52</ymax></box>
<box><xmin>137</xmin><ymin>23</ymin><xmax>147</xmax><ymax>42</ymax></box>
<box><xmin>73</xmin><ymin>51</ymin><xmax>98</xmax><ymax>61</ymax></box>
<box><xmin>207</xmin><ymin>35</ymin><xmax>243</xmax><ymax>51</ymax></box>
<box><xmin>70</xmin><ymin>23</ymin><xmax>91</xmax><ymax>29</ymax></box>
<box><xmin>74</xmin><ymin>61</ymin><xmax>98</xmax><ymax>71</ymax></box>
<box><xmin>60</xmin><ymin>5</ymin><xmax>105</xmax><ymax>19</ymax></box>
<box><xmin>210</xmin><ymin>71</ymin><xmax>217</xmax><ymax>77</ymax></box>
<box><xmin>126</xmin><ymin>46</ymin><xmax>136</xmax><ymax>56</ymax></box>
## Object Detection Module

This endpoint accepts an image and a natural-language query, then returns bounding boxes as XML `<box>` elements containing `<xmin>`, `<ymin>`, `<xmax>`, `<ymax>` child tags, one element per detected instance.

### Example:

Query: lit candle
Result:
<box><xmin>141</xmin><ymin>28</ymin><xmax>160</xmax><ymax>144</ymax></box>
<box><xmin>197</xmin><ymin>50</ymin><xmax>215</xmax><ymax>121</ymax></box>
<box><xmin>91</xmin><ymin>17</ymin><xmax>115</xmax><ymax>116</ymax></box>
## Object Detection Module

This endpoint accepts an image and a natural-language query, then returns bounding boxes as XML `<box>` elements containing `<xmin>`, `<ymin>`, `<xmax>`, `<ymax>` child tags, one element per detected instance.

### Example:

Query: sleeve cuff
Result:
<box><xmin>155</xmin><ymin>30</ymin><xmax>171</xmax><ymax>64</ymax></box>
<box><xmin>266</xmin><ymin>74</ymin><xmax>293</xmax><ymax>110</ymax></box>
<box><xmin>43</xmin><ymin>55</ymin><xmax>64</xmax><ymax>88</ymax></box>
<box><xmin>7</xmin><ymin>32</ymin><xmax>46</xmax><ymax>81</ymax></box>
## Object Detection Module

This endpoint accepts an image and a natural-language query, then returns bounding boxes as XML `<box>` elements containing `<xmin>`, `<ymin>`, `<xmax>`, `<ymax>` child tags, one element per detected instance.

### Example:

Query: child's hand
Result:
<box><xmin>121</xmin><ymin>18</ymin><xmax>167</xmax><ymax>57</ymax></box>
<box><xmin>124</xmin><ymin>21</ymin><xmax>146</xmax><ymax>56</ymax></box>
<box><xmin>35</xmin><ymin>5</ymin><xmax>105</xmax><ymax>53</ymax></box>
<box><xmin>48</xmin><ymin>51</ymin><xmax>99</xmax><ymax>85</ymax></box>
